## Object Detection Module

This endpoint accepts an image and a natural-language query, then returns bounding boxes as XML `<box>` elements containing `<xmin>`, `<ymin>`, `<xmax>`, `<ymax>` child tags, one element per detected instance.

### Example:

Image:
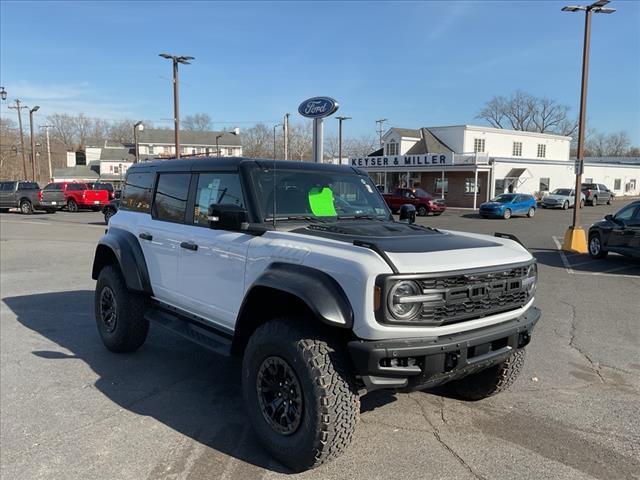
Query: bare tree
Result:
<box><xmin>183</xmin><ymin>113</ymin><xmax>212</xmax><ymax>131</ymax></box>
<box><xmin>47</xmin><ymin>113</ymin><xmax>76</xmax><ymax>150</ymax></box>
<box><xmin>74</xmin><ymin>113</ymin><xmax>93</xmax><ymax>148</ymax></box>
<box><xmin>108</xmin><ymin>120</ymin><xmax>135</xmax><ymax>145</ymax></box>
<box><xmin>585</xmin><ymin>129</ymin><xmax>631</xmax><ymax>156</ymax></box>
<box><xmin>477</xmin><ymin>91</ymin><xmax>577</xmax><ymax>136</ymax></box>
<box><xmin>289</xmin><ymin>121</ymin><xmax>313</xmax><ymax>161</ymax></box>
<box><xmin>242</xmin><ymin>123</ymin><xmax>273</xmax><ymax>158</ymax></box>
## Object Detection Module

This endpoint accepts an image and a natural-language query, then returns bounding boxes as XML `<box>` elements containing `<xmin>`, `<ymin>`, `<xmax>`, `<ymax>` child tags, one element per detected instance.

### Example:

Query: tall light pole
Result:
<box><xmin>215</xmin><ymin>133</ymin><xmax>224</xmax><ymax>156</ymax></box>
<box><xmin>159</xmin><ymin>53</ymin><xmax>194</xmax><ymax>159</ymax></box>
<box><xmin>283</xmin><ymin>113</ymin><xmax>290</xmax><ymax>160</ymax></box>
<box><xmin>41</xmin><ymin>125</ymin><xmax>53</xmax><ymax>181</ymax></box>
<box><xmin>375</xmin><ymin>118</ymin><xmax>387</xmax><ymax>148</ymax></box>
<box><xmin>0</xmin><ymin>87</ymin><xmax>7</xmax><ymax>101</ymax></box>
<box><xmin>8</xmin><ymin>100</ymin><xmax>28</xmax><ymax>178</ymax></box>
<box><xmin>28</xmin><ymin>106</ymin><xmax>40</xmax><ymax>181</ymax></box>
<box><xmin>133</xmin><ymin>121</ymin><xmax>143</xmax><ymax>163</ymax></box>
<box><xmin>273</xmin><ymin>124</ymin><xmax>282</xmax><ymax>160</ymax></box>
<box><xmin>336</xmin><ymin>116</ymin><xmax>351</xmax><ymax>164</ymax></box>
<box><xmin>561</xmin><ymin>0</ymin><xmax>615</xmax><ymax>253</ymax></box>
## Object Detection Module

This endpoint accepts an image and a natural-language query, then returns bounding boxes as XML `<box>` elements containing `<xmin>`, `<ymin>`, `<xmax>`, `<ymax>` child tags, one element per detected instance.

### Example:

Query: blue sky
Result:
<box><xmin>1</xmin><ymin>0</ymin><xmax>639</xmax><ymax>144</ymax></box>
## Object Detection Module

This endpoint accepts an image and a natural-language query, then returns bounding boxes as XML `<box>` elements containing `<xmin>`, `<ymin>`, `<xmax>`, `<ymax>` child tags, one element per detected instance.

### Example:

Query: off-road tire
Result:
<box><xmin>503</xmin><ymin>208</ymin><xmax>512</xmax><ymax>220</ymax></box>
<box><xmin>94</xmin><ymin>265</ymin><xmax>149</xmax><ymax>353</ymax></box>
<box><xmin>417</xmin><ymin>205</ymin><xmax>428</xmax><ymax>216</ymax></box>
<box><xmin>445</xmin><ymin>349</ymin><xmax>526</xmax><ymax>401</ymax></box>
<box><xmin>588</xmin><ymin>232</ymin><xmax>608</xmax><ymax>259</ymax></box>
<box><xmin>20</xmin><ymin>199</ymin><xmax>33</xmax><ymax>215</ymax></box>
<box><xmin>242</xmin><ymin>318</ymin><xmax>359</xmax><ymax>472</ymax></box>
<box><xmin>67</xmin><ymin>199</ymin><xmax>78</xmax><ymax>212</ymax></box>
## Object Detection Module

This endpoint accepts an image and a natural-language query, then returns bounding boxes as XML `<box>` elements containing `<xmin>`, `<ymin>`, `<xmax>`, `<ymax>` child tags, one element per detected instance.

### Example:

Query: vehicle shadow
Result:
<box><xmin>3</xmin><ymin>290</ymin><xmax>290</xmax><ymax>474</ymax></box>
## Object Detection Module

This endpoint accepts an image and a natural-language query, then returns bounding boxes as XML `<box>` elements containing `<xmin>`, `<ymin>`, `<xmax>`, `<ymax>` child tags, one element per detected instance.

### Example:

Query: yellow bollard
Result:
<box><xmin>562</xmin><ymin>227</ymin><xmax>588</xmax><ymax>254</ymax></box>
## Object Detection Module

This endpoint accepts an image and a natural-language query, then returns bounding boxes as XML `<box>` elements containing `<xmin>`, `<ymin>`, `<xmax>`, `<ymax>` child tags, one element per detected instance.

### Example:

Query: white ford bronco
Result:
<box><xmin>91</xmin><ymin>157</ymin><xmax>539</xmax><ymax>471</ymax></box>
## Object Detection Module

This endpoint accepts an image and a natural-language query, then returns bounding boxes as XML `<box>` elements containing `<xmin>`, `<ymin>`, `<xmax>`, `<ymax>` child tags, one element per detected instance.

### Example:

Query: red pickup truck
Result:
<box><xmin>39</xmin><ymin>182</ymin><xmax>110</xmax><ymax>212</ymax></box>
<box><xmin>382</xmin><ymin>187</ymin><xmax>447</xmax><ymax>216</ymax></box>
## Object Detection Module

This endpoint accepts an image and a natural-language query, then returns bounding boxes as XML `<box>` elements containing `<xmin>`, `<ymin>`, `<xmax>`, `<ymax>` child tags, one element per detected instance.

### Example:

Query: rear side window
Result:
<box><xmin>18</xmin><ymin>182</ymin><xmax>39</xmax><ymax>190</ymax></box>
<box><xmin>152</xmin><ymin>173</ymin><xmax>191</xmax><ymax>223</ymax></box>
<box><xmin>193</xmin><ymin>173</ymin><xmax>245</xmax><ymax>226</ymax></box>
<box><xmin>121</xmin><ymin>172</ymin><xmax>154</xmax><ymax>213</ymax></box>
<box><xmin>67</xmin><ymin>184</ymin><xmax>83</xmax><ymax>191</ymax></box>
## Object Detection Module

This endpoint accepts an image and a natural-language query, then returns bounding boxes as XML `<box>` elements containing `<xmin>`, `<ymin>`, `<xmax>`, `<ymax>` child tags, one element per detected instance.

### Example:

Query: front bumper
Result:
<box><xmin>429</xmin><ymin>202</ymin><xmax>446</xmax><ymax>213</ymax></box>
<box><xmin>348</xmin><ymin>306</ymin><xmax>540</xmax><ymax>391</ymax></box>
<box><xmin>479</xmin><ymin>208</ymin><xmax>503</xmax><ymax>217</ymax></box>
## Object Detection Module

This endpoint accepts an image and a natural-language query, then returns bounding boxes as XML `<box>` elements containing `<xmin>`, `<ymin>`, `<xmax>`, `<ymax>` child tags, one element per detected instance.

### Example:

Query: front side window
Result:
<box><xmin>464</xmin><ymin>178</ymin><xmax>480</xmax><ymax>194</ymax></box>
<box><xmin>121</xmin><ymin>172</ymin><xmax>155</xmax><ymax>213</ymax></box>
<box><xmin>193</xmin><ymin>173</ymin><xmax>245</xmax><ymax>226</ymax></box>
<box><xmin>512</xmin><ymin>142</ymin><xmax>522</xmax><ymax>156</ymax></box>
<box><xmin>615</xmin><ymin>204</ymin><xmax>636</xmax><ymax>222</ymax></box>
<box><xmin>474</xmin><ymin>138</ymin><xmax>485</xmax><ymax>153</ymax></box>
<box><xmin>152</xmin><ymin>173</ymin><xmax>191</xmax><ymax>223</ymax></box>
<box><xmin>537</xmin><ymin>144</ymin><xmax>546</xmax><ymax>158</ymax></box>
<box><xmin>492</xmin><ymin>194</ymin><xmax>517</xmax><ymax>203</ymax></box>
<box><xmin>251</xmin><ymin>168</ymin><xmax>389</xmax><ymax>221</ymax></box>
<box><xmin>539</xmin><ymin>178</ymin><xmax>550</xmax><ymax>192</ymax></box>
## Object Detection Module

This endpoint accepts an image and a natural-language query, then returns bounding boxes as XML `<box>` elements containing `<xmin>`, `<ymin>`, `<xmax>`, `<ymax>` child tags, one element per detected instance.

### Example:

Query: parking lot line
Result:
<box><xmin>552</xmin><ymin>236</ymin><xmax>574</xmax><ymax>274</ymax></box>
<box><xmin>552</xmin><ymin>235</ymin><xmax>639</xmax><ymax>278</ymax></box>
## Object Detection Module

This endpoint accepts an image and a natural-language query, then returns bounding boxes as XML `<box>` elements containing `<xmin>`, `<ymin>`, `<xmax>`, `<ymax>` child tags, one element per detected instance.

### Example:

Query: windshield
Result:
<box><xmin>491</xmin><ymin>194</ymin><xmax>517</xmax><ymax>203</ymax></box>
<box><xmin>251</xmin><ymin>168</ymin><xmax>390</xmax><ymax>221</ymax></box>
<box><xmin>552</xmin><ymin>189</ymin><xmax>572</xmax><ymax>196</ymax></box>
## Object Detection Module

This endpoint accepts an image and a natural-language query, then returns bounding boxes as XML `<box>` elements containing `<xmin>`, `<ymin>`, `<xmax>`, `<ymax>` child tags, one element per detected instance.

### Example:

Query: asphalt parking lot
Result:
<box><xmin>1</xmin><ymin>203</ymin><xmax>639</xmax><ymax>480</ymax></box>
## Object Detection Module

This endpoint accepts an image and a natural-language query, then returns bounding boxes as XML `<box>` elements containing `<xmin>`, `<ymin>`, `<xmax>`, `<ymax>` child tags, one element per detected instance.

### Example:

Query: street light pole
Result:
<box><xmin>9</xmin><ymin>99</ymin><xmax>28</xmax><ymax>178</ymax></box>
<box><xmin>336</xmin><ymin>116</ymin><xmax>351</xmax><ymax>164</ymax></box>
<box><xmin>159</xmin><ymin>53</ymin><xmax>194</xmax><ymax>159</ymax></box>
<box><xmin>283</xmin><ymin>113</ymin><xmax>290</xmax><ymax>160</ymax></box>
<box><xmin>29</xmin><ymin>106</ymin><xmax>40</xmax><ymax>181</ymax></box>
<box><xmin>42</xmin><ymin>125</ymin><xmax>53</xmax><ymax>181</ymax></box>
<box><xmin>561</xmin><ymin>0</ymin><xmax>615</xmax><ymax>253</ymax></box>
<box><xmin>273</xmin><ymin>124</ymin><xmax>282</xmax><ymax>160</ymax></box>
<box><xmin>133</xmin><ymin>121</ymin><xmax>143</xmax><ymax>163</ymax></box>
<box><xmin>215</xmin><ymin>133</ymin><xmax>224</xmax><ymax>156</ymax></box>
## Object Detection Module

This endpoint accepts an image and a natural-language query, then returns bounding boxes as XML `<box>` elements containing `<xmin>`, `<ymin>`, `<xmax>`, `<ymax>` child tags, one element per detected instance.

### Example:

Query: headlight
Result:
<box><xmin>387</xmin><ymin>280</ymin><xmax>422</xmax><ymax>321</ymax></box>
<box><xmin>522</xmin><ymin>262</ymin><xmax>537</xmax><ymax>297</ymax></box>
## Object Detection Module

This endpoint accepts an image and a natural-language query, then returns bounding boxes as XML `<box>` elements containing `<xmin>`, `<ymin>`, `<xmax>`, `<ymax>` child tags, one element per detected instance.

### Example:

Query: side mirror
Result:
<box><xmin>604</xmin><ymin>214</ymin><xmax>613</xmax><ymax>222</ymax></box>
<box><xmin>208</xmin><ymin>203</ymin><xmax>248</xmax><ymax>230</ymax></box>
<box><xmin>399</xmin><ymin>204</ymin><xmax>416</xmax><ymax>224</ymax></box>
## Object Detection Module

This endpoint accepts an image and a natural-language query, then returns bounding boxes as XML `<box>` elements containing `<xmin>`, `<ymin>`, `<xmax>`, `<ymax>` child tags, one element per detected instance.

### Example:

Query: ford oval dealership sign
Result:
<box><xmin>298</xmin><ymin>97</ymin><xmax>339</xmax><ymax>118</ymax></box>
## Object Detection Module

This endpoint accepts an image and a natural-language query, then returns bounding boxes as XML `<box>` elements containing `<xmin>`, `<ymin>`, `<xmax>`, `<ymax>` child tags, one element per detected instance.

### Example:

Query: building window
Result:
<box><xmin>434</xmin><ymin>178</ymin><xmax>448</xmax><ymax>194</ymax></box>
<box><xmin>584</xmin><ymin>178</ymin><xmax>593</xmax><ymax>183</ymax></box>
<box><xmin>386</xmin><ymin>142</ymin><xmax>398</xmax><ymax>156</ymax></box>
<box><xmin>539</xmin><ymin>178</ymin><xmax>550</xmax><ymax>192</ymax></box>
<box><xmin>512</xmin><ymin>142</ymin><xmax>522</xmax><ymax>157</ymax></box>
<box><xmin>227</xmin><ymin>148</ymin><xmax>234</xmax><ymax>156</ymax></box>
<box><xmin>163</xmin><ymin>146</ymin><xmax>171</xmax><ymax>154</ymax></box>
<box><xmin>627</xmin><ymin>179</ymin><xmax>636</xmax><ymax>192</ymax></box>
<box><xmin>495</xmin><ymin>179</ymin><xmax>505</xmax><ymax>195</ymax></box>
<box><xmin>614</xmin><ymin>178</ymin><xmax>621</xmax><ymax>190</ymax></box>
<box><xmin>148</xmin><ymin>146</ymin><xmax>154</xmax><ymax>155</ymax></box>
<box><xmin>464</xmin><ymin>178</ymin><xmax>480</xmax><ymax>194</ymax></box>
<box><xmin>474</xmin><ymin>138</ymin><xmax>485</xmax><ymax>153</ymax></box>
<box><xmin>537</xmin><ymin>144</ymin><xmax>546</xmax><ymax>158</ymax></box>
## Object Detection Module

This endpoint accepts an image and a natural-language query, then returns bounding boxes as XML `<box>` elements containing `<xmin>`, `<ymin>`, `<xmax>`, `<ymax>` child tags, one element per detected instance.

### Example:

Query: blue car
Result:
<box><xmin>479</xmin><ymin>193</ymin><xmax>537</xmax><ymax>219</ymax></box>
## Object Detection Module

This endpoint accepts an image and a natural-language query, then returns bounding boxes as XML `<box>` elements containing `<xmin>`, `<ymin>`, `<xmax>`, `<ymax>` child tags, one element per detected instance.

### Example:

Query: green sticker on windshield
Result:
<box><xmin>308</xmin><ymin>187</ymin><xmax>337</xmax><ymax>216</ymax></box>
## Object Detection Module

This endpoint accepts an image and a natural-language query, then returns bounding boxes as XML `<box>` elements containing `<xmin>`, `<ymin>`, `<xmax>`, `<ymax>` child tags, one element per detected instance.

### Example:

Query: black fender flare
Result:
<box><xmin>240</xmin><ymin>263</ymin><xmax>354</xmax><ymax>329</ymax></box>
<box><xmin>91</xmin><ymin>227</ymin><xmax>153</xmax><ymax>295</ymax></box>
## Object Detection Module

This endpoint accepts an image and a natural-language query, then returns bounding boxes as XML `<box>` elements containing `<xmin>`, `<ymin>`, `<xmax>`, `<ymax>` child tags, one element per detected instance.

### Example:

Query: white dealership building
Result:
<box><xmin>350</xmin><ymin>125</ymin><xmax>640</xmax><ymax>208</ymax></box>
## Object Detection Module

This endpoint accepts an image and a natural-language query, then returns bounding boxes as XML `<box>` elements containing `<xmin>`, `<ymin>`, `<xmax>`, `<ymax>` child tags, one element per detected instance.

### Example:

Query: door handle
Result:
<box><xmin>139</xmin><ymin>232</ymin><xmax>153</xmax><ymax>241</ymax></box>
<box><xmin>180</xmin><ymin>241</ymin><xmax>198</xmax><ymax>251</ymax></box>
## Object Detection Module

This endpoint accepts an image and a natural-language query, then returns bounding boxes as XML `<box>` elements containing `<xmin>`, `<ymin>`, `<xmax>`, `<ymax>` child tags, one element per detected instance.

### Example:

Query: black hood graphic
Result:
<box><xmin>291</xmin><ymin>221</ymin><xmax>500</xmax><ymax>253</ymax></box>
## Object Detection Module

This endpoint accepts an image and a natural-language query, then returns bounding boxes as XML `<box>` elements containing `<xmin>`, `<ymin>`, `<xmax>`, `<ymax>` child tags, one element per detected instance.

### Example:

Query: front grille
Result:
<box><xmin>416</xmin><ymin>265</ymin><xmax>531</xmax><ymax>326</ymax></box>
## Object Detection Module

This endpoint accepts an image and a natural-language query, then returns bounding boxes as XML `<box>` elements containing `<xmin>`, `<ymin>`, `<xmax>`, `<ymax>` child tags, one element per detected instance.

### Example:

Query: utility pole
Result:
<box><xmin>133</xmin><ymin>121</ymin><xmax>143</xmax><ymax>163</ymax></box>
<box><xmin>283</xmin><ymin>113</ymin><xmax>290</xmax><ymax>160</ymax></box>
<box><xmin>273</xmin><ymin>124</ymin><xmax>282</xmax><ymax>160</ymax></box>
<box><xmin>42</xmin><ymin>125</ymin><xmax>53</xmax><ymax>181</ymax></box>
<box><xmin>29</xmin><ymin>106</ymin><xmax>40</xmax><ymax>181</ymax></box>
<box><xmin>336</xmin><ymin>116</ymin><xmax>351</xmax><ymax>164</ymax></box>
<box><xmin>9</xmin><ymin>100</ymin><xmax>28</xmax><ymax>178</ymax></box>
<box><xmin>159</xmin><ymin>53</ymin><xmax>194</xmax><ymax>158</ymax></box>
<box><xmin>561</xmin><ymin>0</ymin><xmax>615</xmax><ymax>253</ymax></box>
<box><xmin>375</xmin><ymin>118</ymin><xmax>387</xmax><ymax>148</ymax></box>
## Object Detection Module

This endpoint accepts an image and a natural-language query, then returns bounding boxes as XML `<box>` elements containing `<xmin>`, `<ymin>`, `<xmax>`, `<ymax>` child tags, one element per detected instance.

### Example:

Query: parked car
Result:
<box><xmin>0</xmin><ymin>180</ymin><xmax>41</xmax><ymax>214</ymax></box>
<box><xmin>102</xmin><ymin>199</ymin><xmax>119</xmax><ymax>224</ymax></box>
<box><xmin>479</xmin><ymin>193</ymin><xmax>536</xmax><ymax>219</ymax></box>
<box><xmin>91</xmin><ymin>157</ymin><xmax>540</xmax><ymax>471</ymax></box>
<box><xmin>581</xmin><ymin>183</ymin><xmax>613</xmax><ymax>206</ymax></box>
<box><xmin>541</xmin><ymin>188</ymin><xmax>585</xmax><ymax>209</ymax></box>
<box><xmin>588</xmin><ymin>200</ymin><xmax>640</xmax><ymax>259</ymax></box>
<box><xmin>382</xmin><ymin>187</ymin><xmax>446</xmax><ymax>216</ymax></box>
<box><xmin>88</xmin><ymin>182</ymin><xmax>116</xmax><ymax>200</ymax></box>
<box><xmin>39</xmin><ymin>182</ymin><xmax>110</xmax><ymax>212</ymax></box>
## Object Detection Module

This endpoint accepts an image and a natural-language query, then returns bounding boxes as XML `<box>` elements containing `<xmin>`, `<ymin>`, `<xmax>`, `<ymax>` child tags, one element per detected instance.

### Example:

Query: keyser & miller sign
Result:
<box><xmin>351</xmin><ymin>154</ymin><xmax>453</xmax><ymax>168</ymax></box>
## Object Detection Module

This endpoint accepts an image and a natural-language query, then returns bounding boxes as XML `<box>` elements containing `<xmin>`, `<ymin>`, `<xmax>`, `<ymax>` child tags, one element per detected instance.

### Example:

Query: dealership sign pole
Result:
<box><xmin>298</xmin><ymin>97</ymin><xmax>339</xmax><ymax>163</ymax></box>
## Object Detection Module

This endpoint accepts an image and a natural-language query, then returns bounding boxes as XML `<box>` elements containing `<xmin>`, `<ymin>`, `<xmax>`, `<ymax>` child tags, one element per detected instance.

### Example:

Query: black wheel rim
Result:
<box><xmin>99</xmin><ymin>286</ymin><xmax>117</xmax><ymax>333</ymax></box>
<box><xmin>256</xmin><ymin>356</ymin><xmax>303</xmax><ymax>435</ymax></box>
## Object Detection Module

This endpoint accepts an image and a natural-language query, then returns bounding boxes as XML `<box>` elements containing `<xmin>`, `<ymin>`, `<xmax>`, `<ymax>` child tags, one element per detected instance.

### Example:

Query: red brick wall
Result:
<box><xmin>414</xmin><ymin>171</ymin><xmax>490</xmax><ymax>208</ymax></box>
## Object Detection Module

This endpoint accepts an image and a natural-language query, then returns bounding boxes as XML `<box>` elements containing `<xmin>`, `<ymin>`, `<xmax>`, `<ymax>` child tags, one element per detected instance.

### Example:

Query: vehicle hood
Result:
<box><xmin>290</xmin><ymin>220</ymin><xmax>531</xmax><ymax>273</ymax></box>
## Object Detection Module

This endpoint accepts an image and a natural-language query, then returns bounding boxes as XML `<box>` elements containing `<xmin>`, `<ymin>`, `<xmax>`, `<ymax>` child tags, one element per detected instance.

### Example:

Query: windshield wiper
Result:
<box><xmin>336</xmin><ymin>215</ymin><xmax>387</xmax><ymax>221</ymax></box>
<box><xmin>268</xmin><ymin>215</ymin><xmax>328</xmax><ymax>223</ymax></box>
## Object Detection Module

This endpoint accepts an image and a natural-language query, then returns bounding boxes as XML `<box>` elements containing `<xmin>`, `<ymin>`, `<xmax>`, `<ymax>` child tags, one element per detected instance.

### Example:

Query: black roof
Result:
<box><xmin>128</xmin><ymin>157</ymin><xmax>365</xmax><ymax>175</ymax></box>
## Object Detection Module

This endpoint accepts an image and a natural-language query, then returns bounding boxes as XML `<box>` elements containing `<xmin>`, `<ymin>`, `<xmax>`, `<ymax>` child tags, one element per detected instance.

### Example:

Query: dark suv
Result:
<box><xmin>0</xmin><ymin>181</ymin><xmax>41</xmax><ymax>214</ymax></box>
<box><xmin>588</xmin><ymin>201</ymin><xmax>640</xmax><ymax>259</ymax></box>
<box><xmin>581</xmin><ymin>183</ymin><xmax>613</xmax><ymax>206</ymax></box>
